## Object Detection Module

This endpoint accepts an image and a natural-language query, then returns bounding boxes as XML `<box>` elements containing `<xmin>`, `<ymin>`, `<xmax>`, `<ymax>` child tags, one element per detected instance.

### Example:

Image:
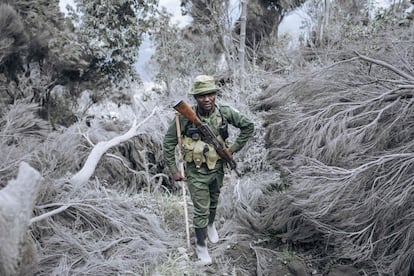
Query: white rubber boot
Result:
<box><xmin>195</xmin><ymin>227</ymin><xmax>212</xmax><ymax>265</ymax></box>
<box><xmin>207</xmin><ymin>223</ymin><xmax>219</xmax><ymax>243</ymax></box>
<box><xmin>195</xmin><ymin>244</ymin><xmax>212</xmax><ymax>265</ymax></box>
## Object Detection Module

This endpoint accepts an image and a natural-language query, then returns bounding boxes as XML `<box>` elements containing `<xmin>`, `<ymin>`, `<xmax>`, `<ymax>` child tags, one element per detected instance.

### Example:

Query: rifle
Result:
<box><xmin>173</xmin><ymin>100</ymin><xmax>241</xmax><ymax>177</ymax></box>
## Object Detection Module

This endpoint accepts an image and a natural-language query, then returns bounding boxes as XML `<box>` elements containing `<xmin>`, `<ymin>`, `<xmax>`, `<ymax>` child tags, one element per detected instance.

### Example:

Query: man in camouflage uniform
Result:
<box><xmin>163</xmin><ymin>75</ymin><xmax>254</xmax><ymax>264</ymax></box>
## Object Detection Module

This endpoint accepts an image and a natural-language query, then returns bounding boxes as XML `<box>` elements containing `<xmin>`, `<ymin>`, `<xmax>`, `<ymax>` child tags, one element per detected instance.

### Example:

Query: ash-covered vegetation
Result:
<box><xmin>256</xmin><ymin>28</ymin><xmax>414</xmax><ymax>274</ymax></box>
<box><xmin>1</xmin><ymin>0</ymin><xmax>414</xmax><ymax>275</ymax></box>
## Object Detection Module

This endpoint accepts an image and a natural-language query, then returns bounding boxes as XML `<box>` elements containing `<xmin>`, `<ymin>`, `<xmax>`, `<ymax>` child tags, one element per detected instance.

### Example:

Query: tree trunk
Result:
<box><xmin>0</xmin><ymin>162</ymin><xmax>41</xmax><ymax>276</ymax></box>
<box><xmin>319</xmin><ymin>0</ymin><xmax>330</xmax><ymax>44</ymax></box>
<box><xmin>239</xmin><ymin>0</ymin><xmax>248</xmax><ymax>91</ymax></box>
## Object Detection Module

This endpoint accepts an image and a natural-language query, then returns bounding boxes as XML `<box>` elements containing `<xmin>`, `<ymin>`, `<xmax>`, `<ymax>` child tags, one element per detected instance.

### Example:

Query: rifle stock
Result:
<box><xmin>173</xmin><ymin>101</ymin><xmax>201</xmax><ymax>125</ymax></box>
<box><xmin>173</xmin><ymin>100</ymin><xmax>241</xmax><ymax>177</ymax></box>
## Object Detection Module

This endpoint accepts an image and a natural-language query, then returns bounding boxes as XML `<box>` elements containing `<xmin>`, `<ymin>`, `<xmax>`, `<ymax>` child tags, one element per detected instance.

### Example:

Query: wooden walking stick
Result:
<box><xmin>176</xmin><ymin>112</ymin><xmax>191</xmax><ymax>249</ymax></box>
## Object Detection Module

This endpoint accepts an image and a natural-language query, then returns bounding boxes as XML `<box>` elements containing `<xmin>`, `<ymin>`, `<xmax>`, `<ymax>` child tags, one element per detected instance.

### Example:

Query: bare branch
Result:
<box><xmin>70</xmin><ymin>108</ymin><xmax>157</xmax><ymax>188</ymax></box>
<box><xmin>30</xmin><ymin>205</ymin><xmax>70</xmax><ymax>225</ymax></box>
<box><xmin>355</xmin><ymin>52</ymin><xmax>414</xmax><ymax>81</ymax></box>
<box><xmin>106</xmin><ymin>153</ymin><xmax>140</xmax><ymax>174</ymax></box>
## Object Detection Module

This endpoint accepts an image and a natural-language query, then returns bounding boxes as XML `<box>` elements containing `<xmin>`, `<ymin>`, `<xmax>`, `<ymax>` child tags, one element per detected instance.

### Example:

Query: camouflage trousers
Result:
<box><xmin>186</xmin><ymin>162</ymin><xmax>224</xmax><ymax>228</ymax></box>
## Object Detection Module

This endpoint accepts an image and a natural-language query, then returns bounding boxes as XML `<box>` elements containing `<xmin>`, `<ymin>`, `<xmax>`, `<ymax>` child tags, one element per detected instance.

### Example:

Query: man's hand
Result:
<box><xmin>172</xmin><ymin>172</ymin><xmax>186</xmax><ymax>181</ymax></box>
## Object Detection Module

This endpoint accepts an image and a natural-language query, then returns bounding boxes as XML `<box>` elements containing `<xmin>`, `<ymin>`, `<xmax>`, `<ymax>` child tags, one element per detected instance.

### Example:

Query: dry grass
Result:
<box><xmin>32</xmin><ymin>183</ymin><xmax>173</xmax><ymax>275</ymax></box>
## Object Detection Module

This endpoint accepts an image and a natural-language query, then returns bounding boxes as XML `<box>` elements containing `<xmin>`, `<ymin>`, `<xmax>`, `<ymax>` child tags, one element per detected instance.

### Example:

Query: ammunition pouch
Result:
<box><xmin>204</xmin><ymin>144</ymin><xmax>220</xmax><ymax>170</ymax></box>
<box><xmin>182</xmin><ymin>136</ymin><xmax>221</xmax><ymax>169</ymax></box>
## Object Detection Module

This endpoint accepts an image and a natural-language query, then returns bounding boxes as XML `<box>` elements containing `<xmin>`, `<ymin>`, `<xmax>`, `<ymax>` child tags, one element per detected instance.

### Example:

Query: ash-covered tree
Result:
<box><xmin>1</xmin><ymin>0</ymin><xmax>161</xmax><ymax>127</ymax></box>
<box><xmin>180</xmin><ymin>0</ymin><xmax>230</xmax><ymax>38</ymax></box>
<box><xmin>0</xmin><ymin>0</ymin><xmax>92</xmax><ymax>127</ymax></box>
<box><xmin>178</xmin><ymin>0</ymin><xmax>235</xmax><ymax>75</ymax></box>
<box><xmin>150</xmin><ymin>9</ymin><xmax>222</xmax><ymax>96</ymax></box>
<box><xmin>176</xmin><ymin>0</ymin><xmax>307</xmax><ymax>77</ymax></box>
<box><xmin>236</xmin><ymin>0</ymin><xmax>305</xmax><ymax>46</ymax></box>
<box><xmin>3</xmin><ymin>0</ymin><xmax>88</xmax><ymax>85</ymax></box>
<box><xmin>0</xmin><ymin>3</ymin><xmax>28</xmax><ymax>95</ymax></box>
<box><xmin>234</xmin><ymin>0</ymin><xmax>306</xmax><ymax>66</ymax></box>
<box><xmin>304</xmin><ymin>0</ymin><xmax>371</xmax><ymax>49</ymax></box>
<box><xmin>298</xmin><ymin>0</ymin><xmax>413</xmax><ymax>64</ymax></box>
<box><xmin>72</xmin><ymin>0</ymin><xmax>158</xmax><ymax>81</ymax></box>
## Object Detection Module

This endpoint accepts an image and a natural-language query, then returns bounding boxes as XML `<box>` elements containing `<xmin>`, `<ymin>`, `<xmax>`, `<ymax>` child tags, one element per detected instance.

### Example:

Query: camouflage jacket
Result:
<box><xmin>163</xmin><ymin>104</ymin><xmax>254</xmax><ymax>174</ymax></box>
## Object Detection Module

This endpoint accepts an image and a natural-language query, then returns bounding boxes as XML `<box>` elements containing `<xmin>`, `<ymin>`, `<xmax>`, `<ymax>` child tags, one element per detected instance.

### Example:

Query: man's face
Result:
<box><xmin>195</xmin><ymin>92</ymin><xmax>217</xmax><ymax>114</ymax></box>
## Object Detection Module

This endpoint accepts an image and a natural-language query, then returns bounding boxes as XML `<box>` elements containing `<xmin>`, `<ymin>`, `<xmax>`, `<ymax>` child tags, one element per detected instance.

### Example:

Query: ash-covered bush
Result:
<box><xmin>256</xmin><ymin>25</ymin><xmax>414</xmax><ymax>275</ymax></box>
<box><xmin>0</xmin><ymin>102</ymin><xmax>50</xmax><ymax>186</ymax></box>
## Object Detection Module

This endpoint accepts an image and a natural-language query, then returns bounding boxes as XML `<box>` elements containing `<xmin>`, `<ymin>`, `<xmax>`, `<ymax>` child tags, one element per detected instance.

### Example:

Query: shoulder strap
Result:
<box><xmin>216</xmin><ymin>104</ymin><xmax>226</xmax><ymax>126</ymax></box>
